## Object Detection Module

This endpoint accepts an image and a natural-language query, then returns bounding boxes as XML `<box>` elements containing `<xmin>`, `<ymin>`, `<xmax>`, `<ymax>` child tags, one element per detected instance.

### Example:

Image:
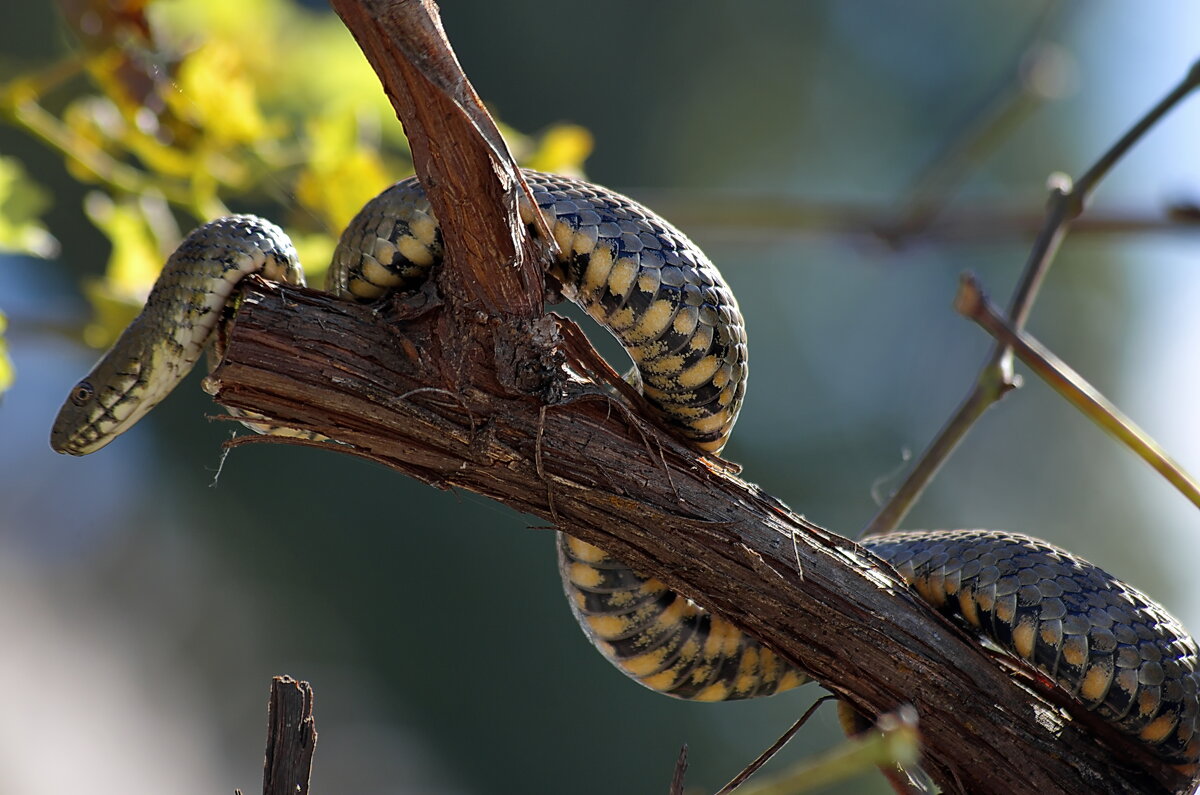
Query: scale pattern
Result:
<box><xmin>871</xmin><ymin>529</ymin><xmax>1200</xmax><ymax>763</ymax></box>
<box><xmin>328</xmin><ymin>170</ymin><xmax>747</xmax><ymax>452</ymax></box>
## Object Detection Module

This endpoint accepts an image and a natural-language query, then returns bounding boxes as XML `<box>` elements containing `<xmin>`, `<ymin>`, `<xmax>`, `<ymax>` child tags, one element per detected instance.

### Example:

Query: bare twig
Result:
<box><xmin>955</xmin><ymin>273</ymin><xmax>1200</xmax><ymax>510</ymax></box>
<box><xmin>669</xmin><ymin>745</ymin><xmax>688</xmax><ymax>795</ymax></box>
<box><xmin>863</xmin><ymin>58</ymin><xmax>1200</xmax><ymax>537</ymax></box>
<box><xmin>713</xmin><ymin>695</ymin><xmax>836</xmax><ymax>795</ymax></box>
<box><xmin>727</xmin><ymin>707</ymin><xmax>920</xmax><ymax>795</ymax></box>
<box><xmin>879</xmin><ymin>4</ymin><xmax>1074</xmax><ymax>241</ymax></box>
<box><xmin>629</xmin><ymin>197</ymin><xmax>1200</xmax><ymax>246</ymax></box>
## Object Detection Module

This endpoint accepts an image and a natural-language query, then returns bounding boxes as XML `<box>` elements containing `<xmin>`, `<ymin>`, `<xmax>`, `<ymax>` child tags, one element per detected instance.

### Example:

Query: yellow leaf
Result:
<box><xmin>295</xmin><ymin>110</ymin><xmax>395</xmax><ymax>231</ymax></box>
<box><xmin>0</xmin><ymin>156</ymin><xmax>58</xmax><ymax>258</ymax></box>
<box><xmin>525</xmin><ymin>124</ymin><xmax>593</xmax><ymax>176</ymax></box>
<box><xmin>82</xmin><ymin>192</ymin><xmax>164</xmax><ymax>346</ymax></box>
<box><xmin>289</xmin><ymin>231</ymin><xmax>337</xmax><ymax>286</ymax></box>
<box><xmin>168</xmin><ymin>40</ymin><xmax>271</xmax><ymax>145</ymax></box>
<box><xmin>81</xmin><ymin>278</ymin><xmax>144</xmax><ymax>349</ymax></box>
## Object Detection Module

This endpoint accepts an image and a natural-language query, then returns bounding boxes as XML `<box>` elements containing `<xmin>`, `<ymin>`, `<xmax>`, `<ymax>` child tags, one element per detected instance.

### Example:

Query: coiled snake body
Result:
<box><xmin>51</xmin><ymin>170</ymin><xmax>1200</xmax><ymax>766</ymax></box>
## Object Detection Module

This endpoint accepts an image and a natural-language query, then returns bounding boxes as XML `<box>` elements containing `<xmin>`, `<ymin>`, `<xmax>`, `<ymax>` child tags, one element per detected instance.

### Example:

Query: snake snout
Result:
<box><xmin>49</xmin><ymin>333</ymin><xmax>163</xmax><ymax>455</ymax></box>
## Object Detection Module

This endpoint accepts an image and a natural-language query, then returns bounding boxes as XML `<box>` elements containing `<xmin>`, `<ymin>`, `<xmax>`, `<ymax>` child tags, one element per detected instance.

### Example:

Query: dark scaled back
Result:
<box><xmin>864</xmin><ymin>529</ymin><xmax>1200</xmax><ymax>764</ymax></box>
<box><xmin>327</xmin><ymin>169</ymin><xmax>747</xmax><ymax>453</ymax></box>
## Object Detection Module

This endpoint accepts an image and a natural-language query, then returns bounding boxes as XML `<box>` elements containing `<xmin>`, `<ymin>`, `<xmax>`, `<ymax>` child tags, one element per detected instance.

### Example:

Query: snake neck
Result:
<box><xmin>51</xmin><ymin>215</ymin><xmax>302</xmax><ymax>455</ymax></box>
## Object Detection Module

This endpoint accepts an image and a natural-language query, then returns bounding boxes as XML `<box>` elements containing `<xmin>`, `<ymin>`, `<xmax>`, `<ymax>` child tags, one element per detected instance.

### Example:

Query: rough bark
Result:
<box><xmin>210</xmin><ymin>280</ymin><xmax>1188</xmax><ymax>795</ymax></box>
<box><xmin>207</xmin><ymin>1</ymin><xmax>1195</xmax><ymax>793</ymax></box>
<box><xmin>261</xmin><ymin>676</ymin><xmax>317</xmax><ymax>795</ymax></box>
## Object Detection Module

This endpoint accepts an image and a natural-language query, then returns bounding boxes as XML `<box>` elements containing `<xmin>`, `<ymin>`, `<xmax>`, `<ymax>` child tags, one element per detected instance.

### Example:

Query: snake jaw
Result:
<box><xmin>50</xmin><ymin>323</ymin><xmax>170</xmax><ymax>455</ymax></box>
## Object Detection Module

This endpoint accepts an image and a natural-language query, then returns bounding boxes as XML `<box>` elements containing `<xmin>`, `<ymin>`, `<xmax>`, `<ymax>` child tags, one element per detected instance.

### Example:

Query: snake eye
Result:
<box><xmin>70</xmin><ymin>382</ymin><xmax>95</xmax><ymax>406</ymax></box>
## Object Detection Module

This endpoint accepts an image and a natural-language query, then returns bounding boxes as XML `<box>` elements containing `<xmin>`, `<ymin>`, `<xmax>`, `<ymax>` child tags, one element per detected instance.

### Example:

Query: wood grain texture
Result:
<box><xmin>261</xmin><ymin>676</ymin><xmax>316</xmax><ymax>795</ymax></box>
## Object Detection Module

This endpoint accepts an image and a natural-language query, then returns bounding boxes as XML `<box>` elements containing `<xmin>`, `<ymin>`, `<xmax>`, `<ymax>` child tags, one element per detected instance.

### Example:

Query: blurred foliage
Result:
<box><xmin>0</xmin><ymin>155</ymin><xmax>58</xmax><ymax>259</ymax></box>
<box><xmin>0</xmin><ymin>311</ymin><xmax>12</xmax><ymax>395</ymax></box>
<box><xmin>0</xmin><ymin>0</ymin><xmax>591</xmax><ymax>349</ymax></box>
<box><xmin>0</xmin><ymin>156</ymin><xmax>49</xmax><ymax>394</ymax></box>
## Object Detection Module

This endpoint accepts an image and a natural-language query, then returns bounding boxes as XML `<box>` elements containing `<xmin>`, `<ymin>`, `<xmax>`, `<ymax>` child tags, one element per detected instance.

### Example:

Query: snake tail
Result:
<box><xmin>50</xmin><ymin>215</ymin><xmax>302</xmax><ymax>456</ymax></box>
<box><xmin>562</xmin><ymin>527</ymin><xmax>1200</xmax><ymax>765</ymax></box>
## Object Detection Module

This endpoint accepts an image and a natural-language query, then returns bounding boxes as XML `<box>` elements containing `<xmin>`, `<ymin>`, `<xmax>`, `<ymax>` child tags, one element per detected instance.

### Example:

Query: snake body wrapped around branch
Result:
<box><xmin>51</xmin><ymin>170</ymin><xmax>1200</xmax><ymax>767</ymax></box>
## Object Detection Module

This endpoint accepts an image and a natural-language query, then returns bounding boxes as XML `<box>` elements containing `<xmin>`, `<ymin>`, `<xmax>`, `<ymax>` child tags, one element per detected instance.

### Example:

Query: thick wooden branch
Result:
<box><xmin>213</xmin><ymin>2</ymin><xmax>1195</xmax><ymax>793</ymax></box>
<box><xmin>207</xmin><ymin>281</ymin><xmax>1192</xmax><ymax>795</ymax></box>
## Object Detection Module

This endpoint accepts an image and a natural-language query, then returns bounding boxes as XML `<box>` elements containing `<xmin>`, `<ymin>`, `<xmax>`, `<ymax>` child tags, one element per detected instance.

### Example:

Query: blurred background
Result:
<box><xmin>2</xmin><ymin>2</ymin><xmax>1200</xmax><ymax>793</ymax></box>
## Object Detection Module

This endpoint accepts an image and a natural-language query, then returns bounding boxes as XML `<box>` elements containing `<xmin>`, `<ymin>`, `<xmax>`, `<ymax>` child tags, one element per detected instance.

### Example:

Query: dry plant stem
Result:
<box><xmin>731</xmin><ymin>709</ymin><xmax>920</xmax><ymax>795</ymax></box>
<box><xmin>328</xmin><ymin>0</ymin><xmax>547</xmax><ymax>316</ymax></box>
<box><xmin>260</xmin><ymin>676</ymin><xmax>317</xmax><ymax>795</ymax></box>
<box><xmin>634</xmin><ymin>195</ymin><xmax>1200</xmax><ymax>245</ymax></box>
<box><xmin>863</xmin><ymin>58</ymin><xmax>1200</xmax><ymax>538</ymax></box>
<box><xmin>669</xmin><ymin>745</ymin><xmax>688</xmax><ymax>795</ymax></box>
<box><xmin>956</xmin><ymin>273</ymin><xmax>1200</xmax><ymax>510</ymax></box>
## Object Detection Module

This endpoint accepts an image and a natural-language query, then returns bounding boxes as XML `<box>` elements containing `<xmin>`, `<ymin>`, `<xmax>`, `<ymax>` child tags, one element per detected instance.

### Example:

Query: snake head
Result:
<box><xmin>50</xmin><ymin>315</ymin><xmax>177</xmax><ymax>455</ymax></box>
<box><xmin>50</xmin><ymin>214</ymin><xmax>304</xmax><ymax>456</ymax></box>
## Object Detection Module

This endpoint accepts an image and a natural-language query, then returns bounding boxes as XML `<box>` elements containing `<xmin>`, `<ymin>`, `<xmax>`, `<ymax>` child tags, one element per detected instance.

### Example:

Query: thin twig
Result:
<box><xmin>955</xmin><ymin>273</ymin><xmax>1200</xmax><ymax>511</ymax></box>
<box><xmin>713</xmin><ymin>695</ymin><xmax>836</xmax><ymax>795</ymax></box>
<box><xmin>863</xmin><ymin>57</ymin><xmax>1200</xmax><ymax>537</ymax></box>
<box><xmin>626</xmin><ymin>196</ymin><xmax>1200</xmax><ymax>245</ymax></box>
<box><xmin>880</xmin><ymin>4</ymin><xmax>1073</xmax><ymax>241</ymax></box>
<box><xmin>729</xmin><ymin>707</ymin><xmax>921</xmax><ymax>795</ymax></box>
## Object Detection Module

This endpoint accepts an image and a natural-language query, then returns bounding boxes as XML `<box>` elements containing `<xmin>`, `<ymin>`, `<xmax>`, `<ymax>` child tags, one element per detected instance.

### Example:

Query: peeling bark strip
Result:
<box><xmin>212</xmin><ymin>1</ymin><xmax>1195</xmax><ymax>793</ymax></box>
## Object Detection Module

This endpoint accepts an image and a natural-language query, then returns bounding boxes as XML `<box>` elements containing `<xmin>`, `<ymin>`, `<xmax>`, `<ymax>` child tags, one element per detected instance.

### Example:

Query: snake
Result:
<box><xmin>50</xmin><ymin>169</ymin><xmax>1200</xmax><ymax>767</ymax></box>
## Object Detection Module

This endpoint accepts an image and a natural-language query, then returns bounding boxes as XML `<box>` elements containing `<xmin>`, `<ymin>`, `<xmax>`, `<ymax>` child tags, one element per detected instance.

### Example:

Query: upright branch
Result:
<box><xmin>328</xmin><ymin>0</ymin><xmax>550</xmax><ymax>315</ymax></box>
<box><xmin>864</xmin><ymin>58</ymin><xmax>1200</xmax><ymax>538</ymax></box>
<box><xmin>203</xmin><ymin>3</ymin><xmax>1199</xmax><ymax>793</ymax></box>
<box><xmin>259</xmin><ymin>676</ymin><xmax>317</xmax><ymax>795</ymax></box>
